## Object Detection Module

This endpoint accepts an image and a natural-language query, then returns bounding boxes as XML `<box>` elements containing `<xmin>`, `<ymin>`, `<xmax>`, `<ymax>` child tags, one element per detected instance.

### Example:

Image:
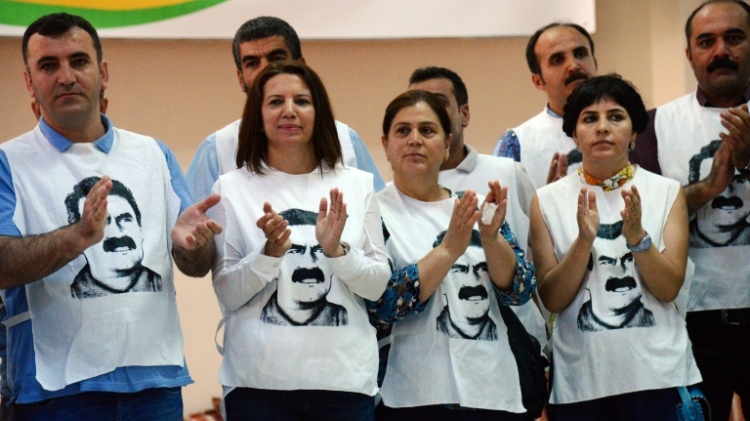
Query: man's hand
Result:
<box><xmin>74</xmin><ymin>175</ymin><xmax>112</xmax><ymax>249</ymax></box>
<box><xmin>316</xmin><ymin>188</ymin><xmax>348</xmax><ymax>258</ymax></box>
<box><xmin>546</xmin><ymin>152</ymin><xmax>569</xmax><ymax>185</ymax></box>
<box><xmin>720</xmin><ymin>104</ymin><xmax>750</xmax><ymax>169</ymax></box>
<box><xmin>171</xmin><ymin>193</ymin><xmax>223</xmax><ymax>250</ymax></box>
<box><xmin>705</xmin><ymin>142</ymin><xmax>735</xmax><ymax>197</ymax></box>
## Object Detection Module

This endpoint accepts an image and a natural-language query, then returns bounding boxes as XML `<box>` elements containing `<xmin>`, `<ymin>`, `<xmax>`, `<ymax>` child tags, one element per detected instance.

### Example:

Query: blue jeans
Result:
<box><xmin>224</xmin><ymin>388</ymin><xmax>375</xmax><ymax>421</ymax></box>
<box><xmin>13</xmin><ymin>387</ymin><xmax>183</xmax><ymax>421</ymax></box>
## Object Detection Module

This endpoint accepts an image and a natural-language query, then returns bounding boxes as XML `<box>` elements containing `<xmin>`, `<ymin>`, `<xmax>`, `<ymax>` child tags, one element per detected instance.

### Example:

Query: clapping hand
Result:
<box><xmin>257</xmin><ymin>202</ymin><xmax>291</xmax><ymax>257</ymax></box>
<box><xmin>478</xmin><ymin>180</ymin><xmax>508</xmax><ymax>242</ymax></box>
<box><xmin>577</xmin><ymin>187</ymin><xmax>599</xmax><ymax>244</ymax></box>
<box><xmin>316</xmin><ymin>188</ymin><xmax>348</xmax><ymax>258</ymax></box>
<box><xmin>171</xmin><ymin>193</ymin><xmax>223</xmax><ymax>250</ymax></box>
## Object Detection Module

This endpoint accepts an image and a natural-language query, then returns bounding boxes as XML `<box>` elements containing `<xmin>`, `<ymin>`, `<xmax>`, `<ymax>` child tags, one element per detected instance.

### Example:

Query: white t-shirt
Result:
<box><xmin>537</xmin><ymin>169</ymin><xmax>701</xmax><ymax>404</ymax></box>
<box><xmin>377</xmin><ymin>183</ymin><xmax>525</xmax><ymax>412</ymax></box>
<box><xmin>210</xmin><ymin>164</ymin><xmax>389</xmax><ymax>395</ymax></box>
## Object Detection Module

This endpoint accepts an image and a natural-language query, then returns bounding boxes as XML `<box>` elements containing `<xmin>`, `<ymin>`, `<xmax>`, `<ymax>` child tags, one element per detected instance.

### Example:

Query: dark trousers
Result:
<box><xmin>687</xmin><ymin>310</ymin><xmax>750</xmax><ymax>421</ymax></box>
<box><xmin>224</xmin><ymin>388</ymin><xmax>374</xmax><ymax>421</ymax></box>
<box><xmin>375</xmin><ymin>403</ymin><xmax>528</xmax><ymax>421</ymax></box>
<box><xmin>546</xmin><ymin>388</ymin><xmax>679</xmax><ymax>421</ymax></box>
<box><xmin>13</xmin><ymin>387</ymin><xmax>182</xmax><ymax>421</ymax></box>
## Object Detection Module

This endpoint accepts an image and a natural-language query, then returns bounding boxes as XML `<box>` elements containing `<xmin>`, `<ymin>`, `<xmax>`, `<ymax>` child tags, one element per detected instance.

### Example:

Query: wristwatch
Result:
<box><xmin>626</xmin><ymin>232</ymin><xmax>651</xmax><ymax>252</ymax></box>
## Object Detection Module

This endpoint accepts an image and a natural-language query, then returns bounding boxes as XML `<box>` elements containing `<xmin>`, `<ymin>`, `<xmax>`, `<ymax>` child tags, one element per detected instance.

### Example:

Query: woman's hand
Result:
<box><xmin>478</xmin><ymin>180</ymin><xmax>508</xmax><ymax>243</ymax></box>
<box><xmin>578</xmin><ymin>187</ymin><xmax>599</xmax><ymax>244</ymax></box>
<box><xmin>440</xmin><ymin>190</ymin><xmax>480</xmax><ymax>259</ymax></box>
<box><xmin>257</xmin><ymin>202</ymin><xmax>292</xmax><ymax>257</ymax></box>
<box><xmin>620</xmin><ymin>185</ymin><xmax>646</xmax><ymax>247</ymax></box>
<box><xmin>316</xmin><ymin>188</ymin><xmax>348</xmax><ymax>258</ymax></box>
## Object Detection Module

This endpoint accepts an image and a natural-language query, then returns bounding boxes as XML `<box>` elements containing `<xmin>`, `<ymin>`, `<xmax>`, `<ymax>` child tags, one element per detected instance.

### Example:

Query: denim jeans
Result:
<box><xmin>13</xmin><ymin>387</ymin><xmax>183</xmax><ymax>421</ymax></box>
<box><xmin>224</xmin><ymin>388</ymin><xmax>374</xmax><ymax>421</ymax></box>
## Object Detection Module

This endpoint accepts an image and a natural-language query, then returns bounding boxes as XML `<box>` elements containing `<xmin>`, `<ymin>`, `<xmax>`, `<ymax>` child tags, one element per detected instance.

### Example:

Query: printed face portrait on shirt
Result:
<box><xmin>261</xmin><ymin>208</ymin><xmax>348</xmax><ymax>326</ymax></box>
<box><xmin>688</xmin><ymin>140</ymin><xmax>750</xmax><ymax>248</ymax></box>
<box><xmin>578</xmin><ymin>221</ymin><xmax>655</xmax><ymax>332</ymax></box>
<box><xmin>434</xmin><ymin>229</ymin><xmax>498</xmax><ymax>341</ymax></box>
<box><xmin>65</xmin><ymin>176</ymin><xmax>162</xmax><ymax>299</ymax></box>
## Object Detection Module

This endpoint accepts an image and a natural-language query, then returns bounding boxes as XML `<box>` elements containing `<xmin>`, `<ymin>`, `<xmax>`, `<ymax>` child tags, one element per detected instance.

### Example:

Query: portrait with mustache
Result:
<box><xmin>688</xmin><ymin>140</ymin><xmax>750</xmax><ymax>248</ymax></box>
<box><xmin>578</xmin><ymin>221</ymin><xmax>655</xmax><ymax>332</ymax></box>
<box><xmin>260</xmin><ymin>208</ymin><xmax>348</xmax><ymax>326</ymax></box>
<box><xmin>65</xmin><ymin>176</ymin><xmax>162</xmax><ymax>299</ymax></box>
<box><xmin>434</xmin><ymin>229</ymin><xmax>498</xmax><ymax>341</ymax></box>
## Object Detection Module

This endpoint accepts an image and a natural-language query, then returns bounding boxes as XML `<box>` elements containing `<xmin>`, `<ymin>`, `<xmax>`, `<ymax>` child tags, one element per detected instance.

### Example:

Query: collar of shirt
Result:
<box><xmin>39</xmin><ymin>114</ymin><xmax>114</xmax><ymax>154</ymax></box>
<box><xmin>545</xmin><ymin>104</ymin><xmax>562</xmax><ymax>118</ymax></box>
<box><xmin>695</xmin><ymin>85</ymin><xmax>750</xmax><ymax>107</ymax></box>
<box><xmin>452</xmin><ymin>144</ymin><xmax>479</xmax><ymax>174</ymax></box>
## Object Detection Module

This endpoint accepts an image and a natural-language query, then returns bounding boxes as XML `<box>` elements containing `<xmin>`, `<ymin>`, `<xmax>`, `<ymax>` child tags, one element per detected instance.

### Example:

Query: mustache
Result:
<box><xmin>564</xmin><ymin>71</ymin><xmax>589</xmax><ymax>86</ymax></box>
<box><xmin>707</xmin><ymin>57</ymin><xmax>739</xmax><ymax>73</ymax></box>
<box><xmin>605</xmin><ymin>276</ymin><xmax>637</xmax><ymax>292</ymax></box>
<box><xmin>458</xmin><ymin>285</ymin><xmax>489</xmax><ymax>300</ymax></box>
<box><xmin>102</xmin><ymin>236</ymin><xmax>136</xmax><ymax>252</ymax></box>
<box><xmin>291</xmin><ymin>267</ymin><xmax>325</xmax><ymax>284</ymax></box>
<box><xmin>712</xmin><ymin>195</ymin><xmax>744</xmax><ymax>209</ymax></box>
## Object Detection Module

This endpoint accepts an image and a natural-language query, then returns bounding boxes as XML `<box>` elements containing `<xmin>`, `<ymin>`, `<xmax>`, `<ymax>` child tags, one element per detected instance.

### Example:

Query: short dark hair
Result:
<box><xmin>597</xmin><ymin>221</ymin><xmax>623</xmax><ymax>240</ymax></box>
<box><xmin>23</xmin><ymin>13</ymin><xmax>102</xmax><ymax>65</ymax></box>
<box><xmin>382</xmin><ymin>90</ymin><xmax>453</xmax><ymax>139</ymax></box>
<box><xmin>562</xmin><ymin>74</ymin><xmax>649</xmax><ymax>138</ymax></box>
<box><xmin>685</xmin><ymin>0</ymin><xmax>750</xmax><ymax>48</ymax></box>
<box><xmin>236</xmin><ymin>61</ymin><xmax>342</xmax><ymax>175</ymax></box>
<box><xmin>409</xmin><ymin>66</ymin><xmax>469</xmax><ymax>107</ymax></box>
<box><xmin>279</xmin><ymin>208</ymin><xmax>317</xmax><ymax>226</ymax></box>
<box><xmin>526</xmin><ymin>22</ymin><xmax>595</xmax><ymax>75</ymax></box>
<box><xmin>65</xmin><ymin>177</ymin><xmax>141</xmax><ymax>225</ymax></box>
<box><xmin>434</xmin><ymin>229</ymin><xmax>482</xmax><ymax>248</ymax></box>
<box><xmin>688</xmin><ymin>139</ymin><xmax>723</xmax><ymax>184</ymax></box>
<box><xmin>232</xmin><ymin>16</ymin><xmax>302</xmax><ymax>70</ymax></box>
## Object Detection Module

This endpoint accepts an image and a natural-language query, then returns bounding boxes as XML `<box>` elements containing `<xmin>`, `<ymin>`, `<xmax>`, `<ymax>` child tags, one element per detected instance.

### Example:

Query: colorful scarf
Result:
<box><xmin>577</xmin><ymin>163</ymin><xmax>635</xmax><ymax>191</ymax></box>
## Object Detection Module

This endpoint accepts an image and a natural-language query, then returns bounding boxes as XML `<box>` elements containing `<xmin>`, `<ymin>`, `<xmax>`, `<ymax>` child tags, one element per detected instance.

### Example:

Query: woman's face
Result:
<box><xmin>382</xmin><ymin>102</ymin><xmax>450</xmax><ymax>178</ymax></box>
<box><xmin>262</xmin><ymin>73</ymin><xmax>315</xmax><ymax>152</ymax></box>
<box><xmin>573</xmin><ymin>97</ymin><xmax>635</xmax><ymax>168</ymax></box>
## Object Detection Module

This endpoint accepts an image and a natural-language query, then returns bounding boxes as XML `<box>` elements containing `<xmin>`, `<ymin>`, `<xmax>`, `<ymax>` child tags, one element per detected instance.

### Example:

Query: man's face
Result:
<box><xmin>81</xmin><ymin>195</ymin><xmax>144</xmax><ymax>291</ymax></box>
<box><xmin>236</xmin><ymin>35</ymin><xmax>294</xmax><ymax>93</ymax></box>
<box><xmin>449</xmin><ymin>246</ymin><xmax>491</xmax><ymax>323</ymax></box>
<box><xmin>23</xmin><ymin>27</ymin><xmax>107</xmax><ymax>131</ymax></box>
<box><xmin>589</xmin><ymin>242</ymin><xmax>639</xmax><ymax>319</ymax></box>
<box><xmin>279</xmin><ymin>224</ymin><xmax>332</xmax><ymax>306</ymax></box>
<box><xmin>687</xmin><ymin>2</ymin><xmax>750</xmax><ymax>98</ymax></box>
<box><xmin>696</xmin><ymin>159</ymin><xmax>750</xmax><ymax>240</ymax></box>
<box><xmin>532</xmin><ymin>25</ymin><xmax>597</xmax><ymax>114</ymax></box>
<box><xmin>409</xmin><ymin>77</ymin><xmax>469</xmax><ymax>147</ymax></box>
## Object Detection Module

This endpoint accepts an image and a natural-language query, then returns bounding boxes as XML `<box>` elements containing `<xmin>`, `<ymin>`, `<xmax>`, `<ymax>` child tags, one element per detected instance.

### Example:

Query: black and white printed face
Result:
<box><xmin>697</xmin><ymin>159</ymin><xmax>750</xmax><ymax>244</ymax></box>
<box><xmin>79</xmin><ymin>195</ymin><xmax>144</xmax><ymax>291</ymax></box>
<box><xmin>449</xmin><ymin>245</ymin><xmax>491</xmax><ymax>324</ymax></box>
<box><xmin>588</xmin><ymin>240</ymin><xmax>639</xmax><ymax>320</ymax></box>
<box><xmin>278</xmin><ymin>224</ymin><xmax>332</xmax><ymax>307</ymax></box>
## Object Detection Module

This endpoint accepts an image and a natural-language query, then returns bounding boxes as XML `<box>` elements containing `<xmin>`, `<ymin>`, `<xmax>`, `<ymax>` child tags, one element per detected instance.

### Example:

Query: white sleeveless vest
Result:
<box><xmin>655</xmin><ymin>93</ymin><xmax>750</xmax><ymax>311</ymax></box>
<box><xmin>439</xmin><ymin>150</ymin><xmax>547</xmax><ymax>347</ymax></box>
<box><xmin>215</xmin><ymin>119</ymin><xmax>357</xmax><ymax>174</ymax></box>
<box><xmin>1</xmin><ymin>127</ymin><xmax>184</xmax><ymax>391</ymax></box>
<box><xmin>377</xmin><ymin>184</ymin><xmax>525</xmax><ymax>412</ymax></box>
<box><xmin>537</xmin><ymin>169</ymin><xmax>700</xmax><ymax>404</ymax></box>
<box><xmin>514</xmin><ymin>109</ymin><xmax>580</xmax><ymax>190</ymax></box>
<box><xmin>214</xmin><ymin>166</ymin><xmax>380</xmax><ymax>395</ymax></box>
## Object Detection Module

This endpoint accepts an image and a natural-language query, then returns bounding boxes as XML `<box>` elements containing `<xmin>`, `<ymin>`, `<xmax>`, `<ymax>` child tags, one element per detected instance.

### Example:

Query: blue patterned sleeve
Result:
<box><xmin>493</xmin><ymin>221</ymin><xmax>537</xmax><ymax>306</ymax></box>
<box><xmin>493</xmin><ymin>130</ymin><xmax>521</xmax><ymax>162</ymax></box>
<box><xmin>367</xmin><ymin>263</ymin><xmax>429</xmax><ymax>325</ymax></box>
